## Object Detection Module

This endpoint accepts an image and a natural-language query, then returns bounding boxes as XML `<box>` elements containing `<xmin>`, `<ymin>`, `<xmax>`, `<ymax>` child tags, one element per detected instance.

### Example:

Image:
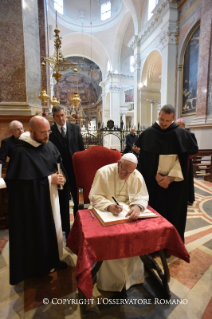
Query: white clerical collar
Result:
<box><xmin>19</xmin><ymin>131</ymin><xmax>41</xmax><ymax>147</ymax></box>
<box><xmin>56</xmin><ymin>122</ymin><xmax>67</xmax><ymax>133</ymax></box>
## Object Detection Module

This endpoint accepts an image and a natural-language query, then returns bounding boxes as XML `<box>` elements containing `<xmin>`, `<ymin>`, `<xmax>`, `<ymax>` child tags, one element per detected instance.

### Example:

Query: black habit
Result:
<box><xmin>0</xmin><ymin>135</ymin><xmax>17</xmax><ymax>166</ymax></box>
<box><xmin>5</xmin><ymin>139</ymin><xmax>69</xmax><ymax>285</ymax></box>
<box><xmin>135</xmin><ymin>122</ymin><xmax>198</xmax><ymax>241</ymax></box>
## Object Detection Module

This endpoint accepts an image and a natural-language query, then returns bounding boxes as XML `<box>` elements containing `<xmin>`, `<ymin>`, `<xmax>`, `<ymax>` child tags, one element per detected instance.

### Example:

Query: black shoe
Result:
<box><xmin>55</xmin><ymin>260</ymin><xmax>68</xmax><ymax>270</ymax></box>
<box><xmin>113</xmin><ymin>287</ymin><xmax>127</xmax><ymax>299</ymax></box>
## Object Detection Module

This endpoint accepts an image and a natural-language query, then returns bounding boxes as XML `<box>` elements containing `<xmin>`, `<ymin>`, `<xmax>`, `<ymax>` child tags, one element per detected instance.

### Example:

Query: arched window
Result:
<box><xmin>148</xmin><ymin>0</ymin><xmax>158</xmax><ymax>20</ymax></box>
<box><xmin>130</xmin><ymin>56</ymin><xmax>134</xmax><ymax>72</ymax></box>
<box><xmin>54</xmin><ymin>0</ymin><xmax>63</xmax><ymax>15</ymax></box>
<box><xmin>107</xmin><ymin>60</ymin><xmax>111</xmax><ymax>72</ymax></box>
<box><xmin>101</xmin><ymin>1</ymin><xmax>111</xmax><ymax>21</ymax></box>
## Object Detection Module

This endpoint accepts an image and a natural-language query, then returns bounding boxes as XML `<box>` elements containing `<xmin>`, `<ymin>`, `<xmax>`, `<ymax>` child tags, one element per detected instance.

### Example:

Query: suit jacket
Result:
<box><xmin>124</xmin><ymin>134</ymin><xmax>138</xmax><ymax>153</ymax></box>
<box><xmin>0</xmin><ymin>135</ymin><xmax>17</xmax><ymax>166</ymax></box>
<box><xmin>49</xmin><ymin>122</ymin><xmax>85</xmax><ymax>159</ymax></box>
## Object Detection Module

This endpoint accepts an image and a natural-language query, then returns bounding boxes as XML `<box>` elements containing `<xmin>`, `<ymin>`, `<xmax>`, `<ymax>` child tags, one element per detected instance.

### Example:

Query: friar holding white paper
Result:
<box><xmin>89</xmin><ymin>153</ymin><xmax>149</xmax><ymax>296</ymax></box>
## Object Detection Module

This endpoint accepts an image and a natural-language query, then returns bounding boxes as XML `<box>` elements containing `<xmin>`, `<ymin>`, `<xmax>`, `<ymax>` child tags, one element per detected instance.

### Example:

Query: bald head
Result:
<box><xmin>28</xmin><ymin>116</ymin><xmax>51</xmax><ymax>144</ymax></box>
<box><xmin>176</xmin><ymin>118</ymin><xmax>185</xmax><ymax>129</ymax></box>
<box><xmin>130</xmin><ymin>128</ymin><xmax>136</xmax><ymax>135</ymax></box>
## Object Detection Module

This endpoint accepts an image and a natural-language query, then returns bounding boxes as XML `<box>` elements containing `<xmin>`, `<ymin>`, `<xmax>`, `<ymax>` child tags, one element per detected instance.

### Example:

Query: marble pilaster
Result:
<box><xmin>0</xmin><ymin>0</ymin><xmax>47</xmax><ymax>115</ymax></box>
<box><xmin>192</xmin><ymin>0</ymin><xmax>212</xmax><ymax>124</ymax></box>
<box><xmin>0</xmin><ymin>0</ymin><xmax>27</xmax><ymax>106</ymax></box>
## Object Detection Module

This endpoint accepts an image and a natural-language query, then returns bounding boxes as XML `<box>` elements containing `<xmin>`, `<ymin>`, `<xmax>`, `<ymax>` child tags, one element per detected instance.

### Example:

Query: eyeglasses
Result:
<box><xmin>120</xmin><ymin>163</ymin><xmax>133</xmax><ymax>175</ymax></box>
<box><xmin>39</xmin><ymin>130</ymin><xmax>52</xmax><ymax>136</ymax></box>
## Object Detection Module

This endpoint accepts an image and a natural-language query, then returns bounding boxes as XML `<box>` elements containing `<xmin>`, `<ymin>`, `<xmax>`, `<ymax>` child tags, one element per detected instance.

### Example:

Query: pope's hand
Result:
<box><xmin>108</xmin><ymin>204</ymin><xmax>123</xmax><ymax>216</ymax></box>
<box><xmin>125</xmin><ymin>205</ymin><xmax>141</xmax><ymax>221</ymax></box>
<box><xmin>51</xmin><ymin>173</ymin><xmax>64</xmax><ymax>185</ymax></box>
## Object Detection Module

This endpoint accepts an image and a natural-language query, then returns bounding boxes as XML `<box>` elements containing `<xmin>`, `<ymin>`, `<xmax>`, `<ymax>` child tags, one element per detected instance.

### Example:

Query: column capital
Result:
<box><xmin>109</xmin><ymin>85</ymin><xmax>121</xmax><ymax>93</ymax></box>
<box><xmin>159</xmin><ymin>26</ymin><xmax>178</xmax><ymax>49</ymax></box>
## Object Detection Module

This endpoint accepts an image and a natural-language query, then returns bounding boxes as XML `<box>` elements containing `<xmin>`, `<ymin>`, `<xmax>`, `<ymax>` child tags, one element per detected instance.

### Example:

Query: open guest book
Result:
<box><xmin>92</xmin><ymin>202</ymin><xmax>157</xmax><ymax>226</ymax></box>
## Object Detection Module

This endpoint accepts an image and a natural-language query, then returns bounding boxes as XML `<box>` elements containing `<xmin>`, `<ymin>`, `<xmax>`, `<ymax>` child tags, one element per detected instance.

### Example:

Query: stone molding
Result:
<box><xmin>106</xmin><ymin>71</ymin><xmax>134</xmax><ymax>79</ymax></box>
<box><xmin>0</xmin><ymin>103</ymin><xmax>32</xmax><ymax>115</ymax></box>
<box><xmin>108</xmin><ymin>85</ymin><xmax>121</xmax><ymax>93</ymax></box>
<box><xmin>128</xmin><ymin>0</ymin><xmax>178</xmax><ymax>49</ymax></box>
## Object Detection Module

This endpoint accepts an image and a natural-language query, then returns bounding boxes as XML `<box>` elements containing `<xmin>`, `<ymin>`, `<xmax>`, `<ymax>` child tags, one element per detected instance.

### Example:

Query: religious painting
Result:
<box><xmin>54</xmin><ymin>57</ymin><xmax>102</xmax><ymax>112</ymax></box>
<box><xmin>182</xmin><ymin>25</ymin><xmax>200</xmax><ymax>116</ymax></box>
<box><xmin>125</xmin><ymin>89</ymin><xmax>134</xmax><ymax>103</ymax></box>
<box><xmin>59</xmin><ymin>92</ymin><xmax>67</xmax><ymax>104</ymax></box>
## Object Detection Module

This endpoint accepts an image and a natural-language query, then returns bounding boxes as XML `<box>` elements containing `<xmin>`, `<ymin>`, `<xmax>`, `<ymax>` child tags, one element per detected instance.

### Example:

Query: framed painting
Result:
<box><xmin>125</xmin><ymin>89</ymin><xmax>134</xmax><ymax>103</ymax></box>
<box><xmin>182</xmin><ymin>24</ymin><xmax>200</xmax><ymax>116</ymax></box>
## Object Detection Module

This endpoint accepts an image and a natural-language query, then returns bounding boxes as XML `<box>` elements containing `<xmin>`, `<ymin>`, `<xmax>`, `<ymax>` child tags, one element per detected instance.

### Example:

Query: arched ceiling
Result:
<box><xmin>48</xmin><ymin>0</ymin><xmax>123</xmax><ymax>31</ymax></box>
<box><xmin>142</xmin><ymin>50</ymin><xmax>162</xmax><ymax>87</ymax></box>
<box><xmin>48</xmin><ymin>0</ymin><xmax>148</xmax><ymax>77</ymax></box>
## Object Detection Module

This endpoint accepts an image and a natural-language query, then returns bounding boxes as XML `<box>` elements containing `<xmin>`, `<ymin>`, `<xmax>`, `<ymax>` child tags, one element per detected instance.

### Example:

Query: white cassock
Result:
<box><xmin>89</xmin><ymin>163</ymin><xmax>149</xmax><ymax>292</ymax></box>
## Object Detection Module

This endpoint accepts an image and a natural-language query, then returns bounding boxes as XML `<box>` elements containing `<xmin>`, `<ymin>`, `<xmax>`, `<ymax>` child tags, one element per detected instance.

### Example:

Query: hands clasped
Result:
<box><xmin>155</xmin><ymin>173</ymin><xmax>171</xmax><ymax>189</ymax></box>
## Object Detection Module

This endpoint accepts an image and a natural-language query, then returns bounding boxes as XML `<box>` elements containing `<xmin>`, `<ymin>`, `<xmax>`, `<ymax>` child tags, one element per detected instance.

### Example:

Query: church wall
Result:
<box><xmin>177</xmin><ymin>0</ymin><xmax>212</xmax><ymax>149</ymax></box>
<box><xmin>0</xmin><ymin>0</ymin><xmax>26</xmax><ymax>103</ymax></box>
<box><xmin>0</xmin><ymin>0</ymin><xmax>48</xmax><ymax>115</ymax></box>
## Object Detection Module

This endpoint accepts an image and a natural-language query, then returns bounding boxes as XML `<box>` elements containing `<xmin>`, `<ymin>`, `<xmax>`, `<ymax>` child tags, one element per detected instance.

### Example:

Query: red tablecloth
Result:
<box><xmin>66</xmin><ymin>206</ymin><xmax>190</xmax><ymax>299</ymax></box>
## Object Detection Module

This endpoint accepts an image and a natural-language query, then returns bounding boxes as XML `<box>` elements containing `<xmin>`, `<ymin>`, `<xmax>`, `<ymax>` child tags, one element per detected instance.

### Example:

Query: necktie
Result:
<box><xmin>61</xmin><ymin>126</ymin><xmax>66</xmax><ymax>137</ymax></box>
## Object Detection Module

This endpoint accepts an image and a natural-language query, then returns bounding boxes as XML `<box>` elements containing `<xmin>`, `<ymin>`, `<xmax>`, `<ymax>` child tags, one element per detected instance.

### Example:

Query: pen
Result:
<box><xmin>112</xmin><ymin>196</ymin><xmax>120</xmax><ymax>206</ymax></box>
<box><xmin>89</xmin><ymin>210</ymin><xmax>94</xmax><ymax>219</ymax></box>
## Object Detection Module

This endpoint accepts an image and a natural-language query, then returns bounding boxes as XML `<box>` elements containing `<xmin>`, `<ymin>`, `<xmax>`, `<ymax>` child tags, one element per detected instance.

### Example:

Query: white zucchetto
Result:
<box><xmin>121</xmin><ymin>153</ymin><xmax>138</xmax><ymax>164</ymax></box>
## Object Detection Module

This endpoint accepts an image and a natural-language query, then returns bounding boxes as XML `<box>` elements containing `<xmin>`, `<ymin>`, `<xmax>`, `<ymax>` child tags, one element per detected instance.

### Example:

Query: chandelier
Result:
<box><xmin>43</xmin><ymin>28</ymin><xmax>75</xmax><ymax>84</ymax></box>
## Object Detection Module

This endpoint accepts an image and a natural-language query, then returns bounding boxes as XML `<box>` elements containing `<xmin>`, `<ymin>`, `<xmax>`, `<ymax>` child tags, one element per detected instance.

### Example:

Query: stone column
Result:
<box><xmin>0</xmin><ymin>0</ymin><xmax>46</xmax><ymax>115</ymax></box>
<box><xmin>160</xmin><ymin>28</ymin><xmax>177</xmax><ymax>107</ymax></box>
<box><xmin>122</xmin><ymin>113</ymin><xmax>126</xmax><ymax>129</ymax></box>
<box><xmin>176</xmin><ymin>65</ymin><xmax>183</xmax><ymax>118</ymax></box>
<box><xmin>109</xmin><ymin>85</ymin><xmax>121</xmax><ymax>125</ymax></box>
<box><xmin>129</xmin><ymin>36</ymin><xmax>141</xmax><ymax>126</ymax></box>
<box><xmin>159</xmin><ymin>3</ymin><xmax>178</xmax><ymax>107</ymax></box>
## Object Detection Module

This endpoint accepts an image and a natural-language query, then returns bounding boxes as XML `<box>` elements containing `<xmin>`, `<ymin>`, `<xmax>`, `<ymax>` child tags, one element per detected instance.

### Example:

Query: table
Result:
<box><xmin>66</xmin><ymin>206</ymin><xmax>190</xmax><ymax>303</ymax></box>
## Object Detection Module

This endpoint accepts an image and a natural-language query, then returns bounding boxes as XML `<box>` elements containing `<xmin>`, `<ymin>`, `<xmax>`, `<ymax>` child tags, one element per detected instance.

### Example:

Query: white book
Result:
<box><xmin>92</xmin><ymin>202</ymin><xmax>157</xmax><ymax>226</ymax></box>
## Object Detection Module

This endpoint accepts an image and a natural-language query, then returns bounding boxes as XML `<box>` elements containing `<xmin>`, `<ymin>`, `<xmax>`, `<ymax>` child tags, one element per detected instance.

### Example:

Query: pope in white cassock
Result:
<box><xmin>89</xmin><ymin>153</ymin><xmax>149</xmax><ymax>294</ymax></box>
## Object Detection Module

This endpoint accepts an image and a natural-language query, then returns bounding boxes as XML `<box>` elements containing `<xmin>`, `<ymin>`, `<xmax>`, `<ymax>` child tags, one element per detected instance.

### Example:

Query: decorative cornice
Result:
<box><xmin>128</xmin><ymin>0</ymin><xmax>178</xmax><ymax>49</ymax></box>
<box><xmin>123</xmin><ymin>86</ymin><xmax>134</xmax><ymax>91</ymax></box>
<box><xmin>108</xmin><ymin>85</ymin><xmax>121</xmax><ymax>93</ymax></box>
<box><xmin>106</xmin><ymin>71</ymin><xmax>134</xmax><ymax>79</ymax></box>
<box><xmin>190</xmin><ymin>115</ymin><xmax>207</xmax><ymax>125</ymax></box>
<box><xmin>142</xmin><ymin>98</ymin><xmax>161</xmax><ymax>104</ymax></box>
<box><xmin>159</xmin><ymin>26</ymin><xmax>178</xmax><ymax>49</ymax></box>
<box><xmin>128</xmin><ymin>35</ymin><xmax>140</xmax><ymax>50</ymax></box>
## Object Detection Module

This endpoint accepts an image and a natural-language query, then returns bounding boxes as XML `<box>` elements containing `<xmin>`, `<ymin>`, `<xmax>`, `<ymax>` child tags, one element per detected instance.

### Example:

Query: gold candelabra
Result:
<box><xmin>43</xmin><ymin>28</ymin><xmax>75</xmax><ymax>84</ymax></box>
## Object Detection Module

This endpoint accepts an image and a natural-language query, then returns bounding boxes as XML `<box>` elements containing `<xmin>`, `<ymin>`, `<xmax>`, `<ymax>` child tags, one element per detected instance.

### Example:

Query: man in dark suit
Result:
<box><xmin>124</xmin><ymin>128</ymin><xmax>138</xmax><ymax>154</ymax></box>
<box><xmin>0</xmin><ymin>120</ymin><xmax>24</xmax><ymax>166</ymax></box>
<box><xmin>49</xmin><ymin>105</ymin><xmax>85</xmax><ymax>217</ymax></box>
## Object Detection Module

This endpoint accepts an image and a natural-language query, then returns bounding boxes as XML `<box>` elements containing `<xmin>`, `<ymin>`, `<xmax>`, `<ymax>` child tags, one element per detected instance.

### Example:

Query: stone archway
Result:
<box><xmin>140</xmin><ymin>50</ymin><xmax>161</xmax><ymax>127</ymax></box>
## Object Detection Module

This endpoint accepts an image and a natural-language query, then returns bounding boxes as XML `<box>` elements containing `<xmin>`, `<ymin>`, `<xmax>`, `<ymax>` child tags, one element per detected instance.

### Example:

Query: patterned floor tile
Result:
<box><xmin>169</xmin><ymin>248</ymin><xmax>212</xmax><ymax>289</ymax></box>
